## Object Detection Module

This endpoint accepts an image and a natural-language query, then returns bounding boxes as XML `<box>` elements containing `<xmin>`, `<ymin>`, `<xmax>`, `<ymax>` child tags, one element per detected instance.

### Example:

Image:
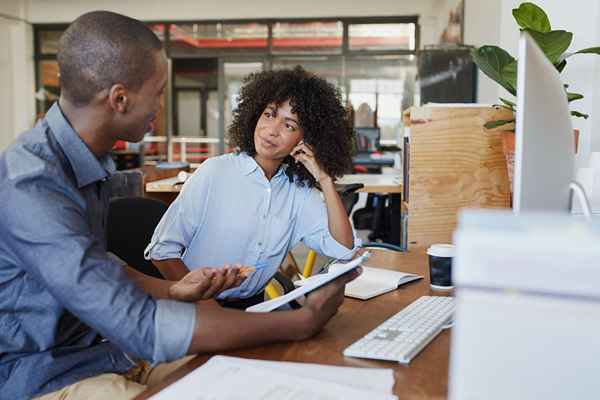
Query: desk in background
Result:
<box><xmin>135</xmin><ymin>250</ymin><xmax>451</xmax><ymax>400</ymax></box>
<box><xmin>338</xmin><ymin>174</ymin><xmax>403</xmax><ymax>248</ymax></box>
<box><xmin>352</xmin><ymin>153</ymin><xmax>396</xmax><ymax>168</ymax></box>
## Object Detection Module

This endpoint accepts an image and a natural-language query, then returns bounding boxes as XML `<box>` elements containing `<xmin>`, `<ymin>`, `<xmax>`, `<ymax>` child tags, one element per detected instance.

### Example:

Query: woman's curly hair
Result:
<box><xmin>228</xmin><ymin>66</ymin><xmax>353</xmax><ymax>188</ymax></box>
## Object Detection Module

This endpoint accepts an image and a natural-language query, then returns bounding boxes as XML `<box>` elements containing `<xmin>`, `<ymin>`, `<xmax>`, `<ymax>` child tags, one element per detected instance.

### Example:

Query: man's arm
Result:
<box><xmin>186</xmin><ymin>268</ymin><xmax>360</xmax><ymax>354</ymax></box>
<box><xmin>126</xmin><ymin>265</ymin><xmax>245</xmax><ymax>301</ymax></box>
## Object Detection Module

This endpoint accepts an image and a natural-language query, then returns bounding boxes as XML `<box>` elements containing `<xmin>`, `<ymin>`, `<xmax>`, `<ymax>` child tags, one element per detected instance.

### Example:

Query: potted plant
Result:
<box><xmin>471</xmin><ymin>2</ymin><xmax>600</xmax><ymax>184</ymax></box>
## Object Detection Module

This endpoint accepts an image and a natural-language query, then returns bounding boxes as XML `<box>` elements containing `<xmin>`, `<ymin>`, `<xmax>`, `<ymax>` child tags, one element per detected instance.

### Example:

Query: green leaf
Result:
<box><xmin>471</xmin><ymin>46</ymin><xmax>517</xmax><ymax>96</ymax></box>
<box><xmin>499</xmin><ymin>97</ymin><xmax>516</xmax><ymax>109</ymax></box>
<box><xmin>567</xmin><ymin>92</ymin><xmax>584</xmax><ymax>103</ymax></box>
<box><xmin>484</xmin><ymin>119</ymin><xmax>515</xmax><ymax>129</ymax></box>
<box><xmin>571</xmin><ymin>111</ymin><xmax>589</xmax><ymax>119</ymax></box>
<box><xmin>526</xmin><ymin>29</ymin><xmax>573</xmax><ymax>63</ymax></box>
<box><xmin>573</xmin><ymin>47</ymin><xmax>600</xmax><ymax>55</ymax></box>
<box><xmin>512</xmin><ymin>2</ymin><xmax>551</xmax><ymax>32</ymax></box>
<box><xmin>503</xmin><ymin>61</ymin><xmax>518</xmax><ymax>89</ymax></box>
<box><xmin>555</xmin><ymin>59</ymin><xmax>567</xmax><ymax>72</ymax></box>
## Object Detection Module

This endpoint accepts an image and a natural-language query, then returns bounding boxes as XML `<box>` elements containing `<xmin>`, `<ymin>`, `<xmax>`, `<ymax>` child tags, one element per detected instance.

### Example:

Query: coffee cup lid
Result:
<box><xmin>427</xmin><ymin>244</ymin><xmax>455</xmax><ymax>257</ymax></box>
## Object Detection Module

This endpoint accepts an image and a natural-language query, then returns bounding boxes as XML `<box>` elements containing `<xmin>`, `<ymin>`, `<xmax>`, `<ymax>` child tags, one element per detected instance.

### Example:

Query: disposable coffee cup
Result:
<box><xmin>427</xmin><ymin>244</ymin><xmax>454</xmax><ymax>290</ymax></box>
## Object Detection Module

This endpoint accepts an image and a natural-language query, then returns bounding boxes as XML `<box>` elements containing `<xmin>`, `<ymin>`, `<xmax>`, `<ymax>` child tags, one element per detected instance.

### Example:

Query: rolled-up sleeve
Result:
<box><xmin>294</xmin><ymin>188</ymin><xmax>361</xmax><ymax>260</ymax></box>
<box><xmin>144</xmin><ymin>165</ymin><xmax>212</xmax><ymax>261</ymax></box>
<box><xmin>1</xmin><ymin>175</ymin><xmax>194</xmax><ymax>364</ymax></box>
<box><xmin>153</xmin><ymin>299</ymin><xmax>196</xmax><ymax>363</ymax></box>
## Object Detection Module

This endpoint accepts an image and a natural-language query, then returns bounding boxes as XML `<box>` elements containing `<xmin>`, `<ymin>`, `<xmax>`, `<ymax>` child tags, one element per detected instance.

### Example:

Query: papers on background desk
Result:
<box><xmin>150</xmin><ymin>355</ymin><xmax>397</xmax><ymax>400</ymax></box>
<box><xmin>296</xmin><ymin>266</ymin><xmax>422</xmax><ymax>300</ymax></box>
<box><xmin>246</xmin><ymin>253</ymin><xmax>369</xmax><ymax>313</ymax></box>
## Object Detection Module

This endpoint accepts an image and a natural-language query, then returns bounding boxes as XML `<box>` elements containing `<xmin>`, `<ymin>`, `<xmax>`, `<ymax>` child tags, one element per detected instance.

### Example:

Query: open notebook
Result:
<box><xmin>298</xmin><ymin>265</ymin><xmax>422</xmax><ymax>300</ymax></box>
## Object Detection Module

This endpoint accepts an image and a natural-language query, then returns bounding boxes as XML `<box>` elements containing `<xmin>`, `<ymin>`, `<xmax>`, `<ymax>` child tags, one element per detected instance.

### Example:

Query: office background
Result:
<box><xmin>1</xmin><ymin>0</ymin><xmax>599</xmax><ymax>165</ymax></box>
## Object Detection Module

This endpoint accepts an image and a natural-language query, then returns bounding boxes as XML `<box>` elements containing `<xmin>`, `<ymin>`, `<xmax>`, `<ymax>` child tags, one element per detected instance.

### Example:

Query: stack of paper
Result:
<box><xmin>150</xmin><ymin>355</ymin><xmax>397</xmax><ymax>400</ymax></box>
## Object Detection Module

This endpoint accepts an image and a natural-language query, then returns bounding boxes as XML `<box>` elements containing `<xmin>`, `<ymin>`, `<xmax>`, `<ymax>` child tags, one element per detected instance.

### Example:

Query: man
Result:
<box><xmin>0</xmin><ymin>11</ymin><xmax>359</xmax><ymax>400</ymax></box>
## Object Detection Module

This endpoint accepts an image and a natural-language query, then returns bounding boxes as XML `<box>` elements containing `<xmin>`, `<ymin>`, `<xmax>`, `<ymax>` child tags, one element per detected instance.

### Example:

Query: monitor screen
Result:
<box><xmin>355</xmin><ymin>127</ymin><xmax>380</xmax><ymax>153</ymax></box>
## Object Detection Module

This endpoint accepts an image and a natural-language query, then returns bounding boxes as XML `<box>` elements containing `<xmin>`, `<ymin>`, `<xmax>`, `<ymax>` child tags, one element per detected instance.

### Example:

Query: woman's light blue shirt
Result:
<box><xmin>145</xmin><ymin>152</ymin><xmax>358</xmax><ymax>299</ymax></box>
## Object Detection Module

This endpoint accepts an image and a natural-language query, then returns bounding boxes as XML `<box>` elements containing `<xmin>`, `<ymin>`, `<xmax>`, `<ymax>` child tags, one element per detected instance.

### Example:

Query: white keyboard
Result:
<box><xmin>343</xmin><ymin>296</ymin><xmax>454</xmax><ymax>364</ymax></box>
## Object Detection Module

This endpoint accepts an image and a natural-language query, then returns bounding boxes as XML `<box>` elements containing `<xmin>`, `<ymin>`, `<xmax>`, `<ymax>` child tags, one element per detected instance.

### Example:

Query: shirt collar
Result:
<box><xmin>45</xmin><ymin>102</ymin><xmax>116</xmax><ymax>188</ymax></box>
<box><xmin>237</xmin><ymin>152</ymin><xmax>287</xmax><ymax>180</ymax></box>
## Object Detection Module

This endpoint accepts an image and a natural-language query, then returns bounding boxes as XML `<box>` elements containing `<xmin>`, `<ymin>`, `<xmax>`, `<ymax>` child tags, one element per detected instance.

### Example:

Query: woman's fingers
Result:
<box><xmin>202</xmin><ymin>270</ymin><xmax>228</xmax><ymax>299</ymax></box>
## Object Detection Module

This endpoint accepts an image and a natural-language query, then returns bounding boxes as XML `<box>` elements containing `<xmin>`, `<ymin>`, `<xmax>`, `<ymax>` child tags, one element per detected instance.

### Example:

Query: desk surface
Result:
<box><xmin>136</xmin><ymin>250</ymin><xmax>450</xmax><ymax>400</ymax></box>
<box><xmin>146</xmin><ymin>174</ymin><xmax>402</xmax><ymax>194</ymax></box>
<box><xmin>337</xmin><ymin>174</ymin><xmax>402</xmax><ymax>194</ymax></box>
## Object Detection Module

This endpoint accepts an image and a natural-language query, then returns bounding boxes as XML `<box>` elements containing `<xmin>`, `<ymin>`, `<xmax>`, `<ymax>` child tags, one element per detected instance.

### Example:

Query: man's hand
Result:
<box><xmin>169</xmin><ymin>265</ymin><xmax>248</xmax><ymax>302</ymax></box>
<box><xmin>300</xmin><ymin>267</ymin><xmax>362</xmax><ymax>338</ymax></box>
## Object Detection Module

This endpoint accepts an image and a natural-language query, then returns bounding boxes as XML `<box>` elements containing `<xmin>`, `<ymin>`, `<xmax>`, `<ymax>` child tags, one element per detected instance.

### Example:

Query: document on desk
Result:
<box><xmin>150</xmin><ymin>355</ymin><xmax>398</xmax><ymax>400</ymax></box>
<box><xmin>210</xmin><ymin>356</ymin><xmax>395</xmax><ymax>393</ymax></box>
<box><xmin>246</xmin><ymin>253</ymin><xmax>369</xmax><ymax>313</ymax></box>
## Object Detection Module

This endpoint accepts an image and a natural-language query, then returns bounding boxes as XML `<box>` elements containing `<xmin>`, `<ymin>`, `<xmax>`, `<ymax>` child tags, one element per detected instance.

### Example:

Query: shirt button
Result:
<box><xmin>258</xmin><ymin>242</ymin><xmax>263</xmax><ymax>246</ymax></box>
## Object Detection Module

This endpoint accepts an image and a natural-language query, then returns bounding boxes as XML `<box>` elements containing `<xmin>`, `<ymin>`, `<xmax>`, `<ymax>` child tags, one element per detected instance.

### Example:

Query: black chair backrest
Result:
<box><xmin>336</xmin><ymin>183</ymin><xmax>364</xmax><ymax>216</ymax></box>
<box><xmin>107</xmin><ymin>197</ymin><xmax>168</xmax><ymax>279</ymax></box>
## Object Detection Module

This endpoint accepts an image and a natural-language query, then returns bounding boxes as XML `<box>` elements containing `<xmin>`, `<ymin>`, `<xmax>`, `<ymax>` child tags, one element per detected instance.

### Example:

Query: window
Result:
<box><xmin>272</xmin><ymin>21</ymin><xmax>343</xmax><ymax>54</ymax></box>
<box><xmin>349</xmin><ymin>23</ymin><xmax>416</xmax><ymax>51</ymax></box>
<box><xmin>169</xmin><ymin>23</ymin><xmax>268</xmax><ymax>56</ymax></box>
<box><xmin>34</xmin><ymin>17</ymin><xmax>419</xmax><ymax>164</ymax></box>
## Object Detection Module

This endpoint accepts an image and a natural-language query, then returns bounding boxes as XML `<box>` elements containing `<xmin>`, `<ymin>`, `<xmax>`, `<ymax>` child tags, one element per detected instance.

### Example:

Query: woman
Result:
<box><xmin>145</xmin><ymin>66</ymin><xmax>358</xmax><ymax>307</ymax></box>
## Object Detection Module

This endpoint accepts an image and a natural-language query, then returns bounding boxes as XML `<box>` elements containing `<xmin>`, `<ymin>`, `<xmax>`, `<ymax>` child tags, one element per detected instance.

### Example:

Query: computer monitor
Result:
<box><xmin>354</xmin><ymin>127</ymin><xmax>380</xmax><ymax>154</ymax></box>
<box><xmin>513</xmin><ymin>32</ymin><xmax>575</xmax><ymax>213</ymax></box>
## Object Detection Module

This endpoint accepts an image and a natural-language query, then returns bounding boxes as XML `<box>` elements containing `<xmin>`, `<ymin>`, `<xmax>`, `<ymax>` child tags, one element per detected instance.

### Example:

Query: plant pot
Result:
<box><xmin>502</xmin><ymin>129</ymin><xmax>581</xmax><ymax>191</ymax></box>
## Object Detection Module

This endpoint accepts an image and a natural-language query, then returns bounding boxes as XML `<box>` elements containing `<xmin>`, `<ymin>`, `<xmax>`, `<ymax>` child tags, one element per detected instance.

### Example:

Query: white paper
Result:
<box><xmin>246</xmin><ymin>253</ymin><xmax>369</xmax><ymax>312</ymax></box>
<box><xmin>205</xmin><ymin>356</ymin><xmax>395</xmax><ymax>393</ymax></box>
<box><xmin>150</xmin><ymin>356</ymin><xmax>398</xmax><ymax>400</ymax></box>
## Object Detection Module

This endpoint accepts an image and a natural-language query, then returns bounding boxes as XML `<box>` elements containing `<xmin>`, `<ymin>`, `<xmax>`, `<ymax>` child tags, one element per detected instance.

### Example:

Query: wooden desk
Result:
<box><xmin>136</xmin><ymin>250</ymin><xmax>450</xmax><ymax>400</ymax></box>
<box><xmin>337</xmin><ymin>173</ymin><xmax>402</xmax><ymax>194</ymax></box>
<box><xmin>145</xmin><ymin>174</ymin><xmax>402</xmax><ymax>194</ymax></box>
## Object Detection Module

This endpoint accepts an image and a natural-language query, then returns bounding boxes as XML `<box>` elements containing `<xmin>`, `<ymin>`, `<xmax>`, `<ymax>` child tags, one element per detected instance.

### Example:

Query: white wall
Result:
<box><xmin>0</xmin><ymin>0</ymin><xmax>35</xmax><ymax>151</ymax></box>
<box><xmin>0</xmin><ymin>0</ymin><xmax>24</xmax><ymax>17</ymax></box>
<box><xmin>464</xmin><ymin>0</ymin><xmax>503</xmax><ymax>104</ymax></box>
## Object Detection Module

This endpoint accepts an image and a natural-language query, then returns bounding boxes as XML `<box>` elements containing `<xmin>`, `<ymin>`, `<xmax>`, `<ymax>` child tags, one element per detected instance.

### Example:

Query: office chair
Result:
<box><xmin>107</xmin><ymin>196</ymin><xmax>167</xmax><ymax>279</ymax></box>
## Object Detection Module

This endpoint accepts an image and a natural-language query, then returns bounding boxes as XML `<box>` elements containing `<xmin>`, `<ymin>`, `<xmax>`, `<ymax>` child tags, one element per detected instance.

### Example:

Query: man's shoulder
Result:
<box><xmin>1</xmin><ymin>126</ymin><xmax>68</xmax><ymax>188</ymax></box>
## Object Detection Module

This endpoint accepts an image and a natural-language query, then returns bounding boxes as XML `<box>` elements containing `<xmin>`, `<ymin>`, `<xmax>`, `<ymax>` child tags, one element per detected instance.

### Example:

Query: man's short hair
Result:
<box><xmin>57</xmin><ymin>11</ymin><xmax>163</xmax><ymax>106</ymax></box>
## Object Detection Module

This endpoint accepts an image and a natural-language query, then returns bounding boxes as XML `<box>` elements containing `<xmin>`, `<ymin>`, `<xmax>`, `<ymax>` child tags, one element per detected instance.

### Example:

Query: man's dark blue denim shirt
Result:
<box><xmin>0</xmin><ymin>103</ymin><xmax>196</xmax><ymax>399</ymax></box>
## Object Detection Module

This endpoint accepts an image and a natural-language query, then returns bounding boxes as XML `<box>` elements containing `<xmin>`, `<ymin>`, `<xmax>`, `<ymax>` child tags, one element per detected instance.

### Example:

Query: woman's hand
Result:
<box><xmin>291</xmin><ymin>141</ymin><xmax>331</xmax><ymax>184</ymax></box>
<box><xmin>168</xmin><ymin>265</ymin><xmax>248</xmax><ymax>302</ymax></box>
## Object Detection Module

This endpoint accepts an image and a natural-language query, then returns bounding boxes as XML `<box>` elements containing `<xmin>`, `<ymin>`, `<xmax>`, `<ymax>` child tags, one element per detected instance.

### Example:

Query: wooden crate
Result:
<box><xmin>406</xmin><ymin>105</ymin><xmax>513</xmax><ymax>249</ymax></box>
